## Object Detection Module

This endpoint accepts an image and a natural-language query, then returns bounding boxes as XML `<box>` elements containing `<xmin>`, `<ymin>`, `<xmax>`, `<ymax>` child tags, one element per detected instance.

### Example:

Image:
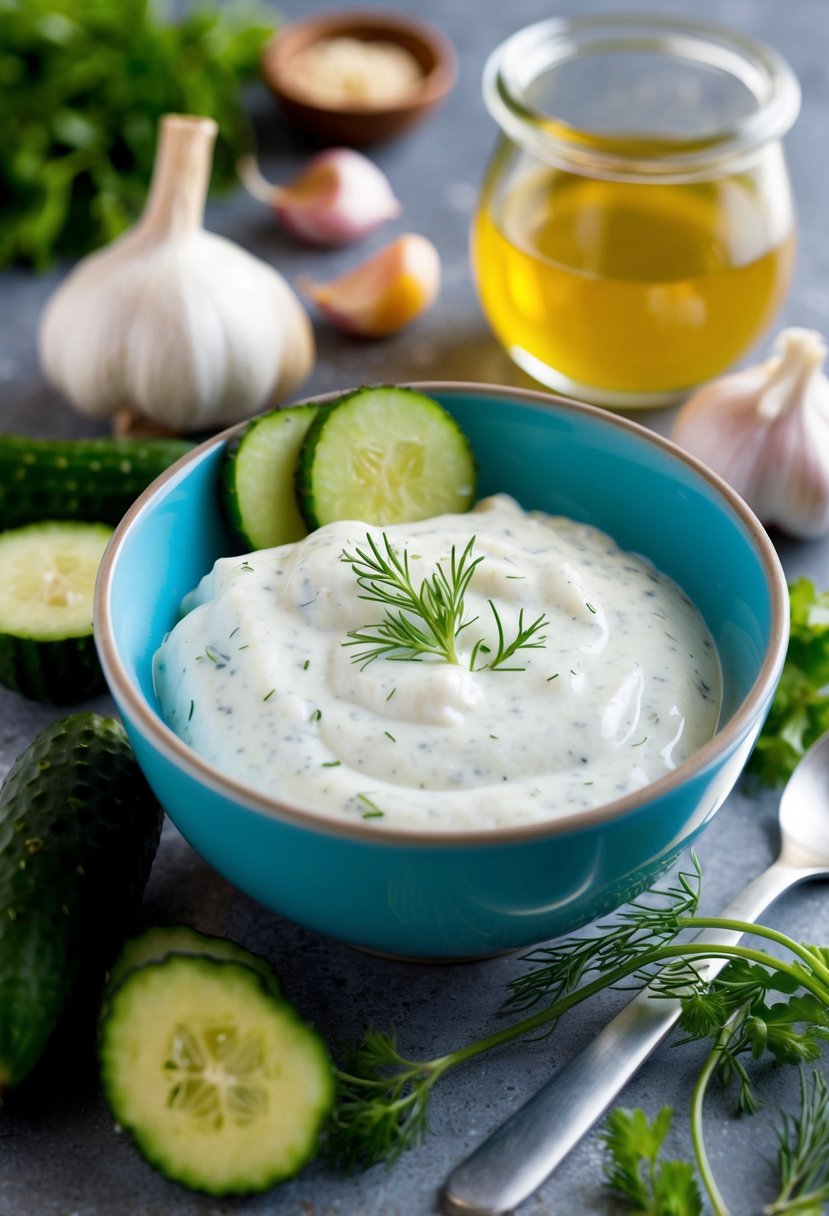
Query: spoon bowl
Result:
<box><xmin>778</xmin><ymin>731</ymin><xmax>829</xmax><ymax>868</ymax></box>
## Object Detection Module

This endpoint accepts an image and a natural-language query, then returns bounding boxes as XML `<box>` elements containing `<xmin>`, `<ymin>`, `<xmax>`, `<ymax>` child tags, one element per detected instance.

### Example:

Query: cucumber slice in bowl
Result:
<box><xmin>296</xmin><ymin>386</ymin><xmax>477</xmax><ymax>528</ymax></box>
<box><xmin>0</xmin><ymin>520</ymin><xmax>113</xmax><ymax>701</ymax></box>
<box><xmin>221</xmin><ymin>403</ymin><xmax>318</xmax><ymax>550</ymax></box>
<box><xmin>99</xmin><ymin>954</ymin><xmax>333</xmax><ymax>1196</ymax></box>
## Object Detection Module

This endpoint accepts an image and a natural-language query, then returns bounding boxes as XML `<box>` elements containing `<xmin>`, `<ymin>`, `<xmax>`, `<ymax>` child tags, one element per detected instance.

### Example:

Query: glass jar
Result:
<box><xmin>472</xmin><ymin>15</ymin><xmax>800</xmax><ymax>407</ymax></box>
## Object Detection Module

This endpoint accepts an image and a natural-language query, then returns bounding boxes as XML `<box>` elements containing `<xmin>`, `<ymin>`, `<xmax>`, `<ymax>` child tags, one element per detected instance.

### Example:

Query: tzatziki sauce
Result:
<box><xmin>153</xmin><ymin>495</ymin><xmax>722</xmax><ymax>831</ymax></box>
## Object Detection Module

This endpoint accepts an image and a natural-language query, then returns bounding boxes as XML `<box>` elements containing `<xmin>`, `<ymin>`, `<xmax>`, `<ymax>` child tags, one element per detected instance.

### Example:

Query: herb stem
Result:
<box><xmin>679</xmin><ymin>917</ymin><xmax>829</xmax><ymax>990</ymax></box>
<box><xmin>332</xmin><ymin>933</ymin><xmax>829</xmax><ymax>1168</ymax></box>
<box><xmin>689</xmin><ymin>1011</ymin><xmax>749</xmax><ymax>1216</ymax></box>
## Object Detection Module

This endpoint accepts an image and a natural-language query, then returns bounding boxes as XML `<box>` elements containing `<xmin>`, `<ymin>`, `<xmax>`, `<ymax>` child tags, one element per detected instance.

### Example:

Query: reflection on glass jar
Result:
<box><xmin>472</xmin><ymin>15</ymin><xmax>800</xmax><ymax>407</ymax></box>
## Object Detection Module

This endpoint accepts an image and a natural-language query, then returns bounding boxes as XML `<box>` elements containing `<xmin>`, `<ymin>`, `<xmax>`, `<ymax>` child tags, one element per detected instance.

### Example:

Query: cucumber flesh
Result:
<box><xmin>296</xmin><ymin>386</ymin><xmax>476</xmax><ymax>528</ymax></box>
<box><xmin>99</xmin><ymin>955</ymin><xmax>334</xmax><ymax>1196</ymax></box>
<box><xmin>0</xmin><ymin>521</ymin><xmax>111</xmax><ymax>639</ymax></box>
<box><xmin>0</xmin><ymin>521</ymin><xmax>113</xmax><ymax>701</ymax></box>
<box><xmin>107</xmin><ymin>924</ymin><xmax>281</xmax><ymax>998</ymax></box>
<box><xmin>0</xmin><ymin>434</ymin><xmax>192</xmax><ymax>530</ymax></box>
<box><xmin>221</xmin><ymin>404</ymin><xmax>318</xmax><ymax>550</ymax></box>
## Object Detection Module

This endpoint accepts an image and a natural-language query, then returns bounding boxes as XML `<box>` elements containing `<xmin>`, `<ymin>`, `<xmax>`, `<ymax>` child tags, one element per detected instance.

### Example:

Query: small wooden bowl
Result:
<box><xmin>261</xmin><ymin>10</ymin><xmax>457</xmax><ymax>146</ymax></box>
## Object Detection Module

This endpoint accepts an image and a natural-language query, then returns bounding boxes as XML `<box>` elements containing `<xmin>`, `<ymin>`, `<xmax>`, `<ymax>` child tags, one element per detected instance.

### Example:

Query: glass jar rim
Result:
<box><xmin>483</xmin><ymin>13</ymin><xmax>801</xmax><ymax>182</ymax></box>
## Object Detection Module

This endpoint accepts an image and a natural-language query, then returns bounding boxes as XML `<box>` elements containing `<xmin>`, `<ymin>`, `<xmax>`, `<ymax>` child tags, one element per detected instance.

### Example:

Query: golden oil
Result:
<box><xmin>473</xmin><ymin>168</ymin><xmax>794</xmax><ymax>399</ymax></box>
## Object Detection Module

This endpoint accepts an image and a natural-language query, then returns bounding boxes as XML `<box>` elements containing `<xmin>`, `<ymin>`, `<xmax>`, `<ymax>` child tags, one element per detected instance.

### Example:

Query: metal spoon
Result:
<box><xmin>443</xmin><ymin>732</ymin><xmax>829</xmax><ymax>1216</ymax></box>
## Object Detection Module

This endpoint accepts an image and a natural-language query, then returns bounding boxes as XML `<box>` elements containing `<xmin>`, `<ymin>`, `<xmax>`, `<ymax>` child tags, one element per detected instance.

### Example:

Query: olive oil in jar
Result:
<box><xmin>473</xmin><ymin>169</ymin><xmax>795</xmax><ymax>398</ymax></box>
<box><xmin>475</xmin><ymin>16</ymin><xmax>801</xmax><ymax>405</ymax></box>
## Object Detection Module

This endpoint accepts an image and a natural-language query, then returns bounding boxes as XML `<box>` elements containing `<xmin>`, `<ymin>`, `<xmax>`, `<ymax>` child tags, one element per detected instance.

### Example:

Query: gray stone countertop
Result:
<box><xmin>2</xmin><ymin>1</ymin><xmax>829</xmax><ymax>1213</ymax></box>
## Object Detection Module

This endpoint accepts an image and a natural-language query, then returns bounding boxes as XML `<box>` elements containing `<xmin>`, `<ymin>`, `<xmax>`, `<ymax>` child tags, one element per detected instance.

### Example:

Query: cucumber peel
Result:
<box><xmin>221</xmin><ymin>404</ymin><xmax>318</xmax><ymax>550</ymax></box>
<box><xmin>99</xmin><ymin>954</ymin><xmax>334</xmax><ymax>1195</ymax></box>
<box><xmin>0</xmin><ymin>434</ymin><xmax>192</xmax><ymax>531</ymax></box>
<box><xmin>0</xmin><ymin>713</ymin><xmax>163</xmax><ymax>1092</ymax></box>
<box><xmin>107</xmin><ymin>923</ymin><xmax>281</xmax><ymax>999</ymax></box>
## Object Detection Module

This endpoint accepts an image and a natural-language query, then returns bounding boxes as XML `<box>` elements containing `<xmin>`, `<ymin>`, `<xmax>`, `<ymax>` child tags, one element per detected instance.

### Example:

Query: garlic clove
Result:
<box><xmin>39</xmin><ymin>115</ymin><xmax>314</xmax><ymax>434</ymax></box>
<box><xmin>672</xmin><ymin>327</ymin><xmax>829</xmax><ymax>538</ymax></box>
<box><xmin>300</xmin><ymin>233</ymin><xmax>440</xmax><ymax>337</ymax></box>
<box><xmin>238</xmin><ymin>149</ymin><xmax>400</xmax><ymax>246</ymax></box>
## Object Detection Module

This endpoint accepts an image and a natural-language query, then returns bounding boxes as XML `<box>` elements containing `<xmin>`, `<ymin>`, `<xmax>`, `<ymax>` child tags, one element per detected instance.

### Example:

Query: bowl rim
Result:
<box><xmin>261</xmin><ymin>10</ymin><xmax>458</xmax><ymax>115</ymax></box>
<box><xmin>95</xmin><ymin>381</ymin><xmax>789</xmax><ymax>848</ymax></box>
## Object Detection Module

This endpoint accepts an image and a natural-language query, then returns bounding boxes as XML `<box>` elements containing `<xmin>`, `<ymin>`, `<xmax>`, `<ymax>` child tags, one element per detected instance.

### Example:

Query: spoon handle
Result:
<box><xmin>442</xmin><ymin>858</ymin><xmax>805</xmax><ymax>1216</ymax></box>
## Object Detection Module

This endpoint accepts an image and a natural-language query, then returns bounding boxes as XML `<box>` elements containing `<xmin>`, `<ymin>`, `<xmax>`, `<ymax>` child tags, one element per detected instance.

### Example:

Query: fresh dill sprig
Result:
<box><xmin>326</xmin><ymin>857</ymin><xmax>829</xmax><ymax>1186</ymax></box>
<box><xmin>469</xmin><ymin>602</ymin><xmax>548</xmax><ymax>672</ymax></box>
<box><xmin>340</xmin><ymin>532</ymin><xmax>547</xmax><ymax>672</ymax></box>
<box><xmin>341</xmin><ymin>533</ymin><xmax>482</xmax><ymax>668</ymax></box>
<box><xmin>769</xmin><ymin>1070</ymin><xmax>829</xmax><ymax>1214</ymax></box>
<box><xmin>507</xmin><ymin>858</ymin><xmax>703</xmax><ymax>1013</ymax></box>
<box><xmin>327</xmin><ymin>1031</ymin><xmax>437</xmax><ymax>1169</ymax></box>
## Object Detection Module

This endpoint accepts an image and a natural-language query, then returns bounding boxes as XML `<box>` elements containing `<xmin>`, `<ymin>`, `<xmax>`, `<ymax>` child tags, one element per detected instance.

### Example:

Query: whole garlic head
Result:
<box><xmin>672</xmin><ymin>328</ymin><xmax>829</xmax><ymax>539</ymax></box>
<box><xmin>39</xmin><ymin>115</ymin><xmax>314</xmax><ymax>434</ymax></box>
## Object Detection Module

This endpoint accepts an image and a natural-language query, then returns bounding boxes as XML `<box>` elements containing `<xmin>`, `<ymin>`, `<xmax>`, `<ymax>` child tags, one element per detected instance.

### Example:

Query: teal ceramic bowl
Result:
<box><xmin>95</xmin><ymin>383</ymin><xmax>788</xmax><ymax>959</ymax></box>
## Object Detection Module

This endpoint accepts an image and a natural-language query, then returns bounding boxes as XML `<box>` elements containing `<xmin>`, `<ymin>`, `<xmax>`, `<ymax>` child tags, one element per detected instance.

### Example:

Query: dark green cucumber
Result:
<box><xmin>0</xmin><ymin>433</ymin><xmax>192</xmax><ymax>530</ymax></box>
<box><xmin>221</xmin><ymin>404</ymin><xmax>319</xmax><ymax>550</ymax></box>
<box><xmin>99</xmin><ymin>955</ymin><xmax>334</xmax><ymax>1195</ymax></box>
<box><xmin>0</xmin><ymin>713</ymin><xmax>163</xmax><ymax>1092</ymax></box>
<box><xmin>296</xmin><ymin>386</ymin><xmax>477</xmax><ymax>528</ymax></box>
<box><xmin>107</xmin><ymin>924</ymin><xmax>281</xmax><ymax>999</ymax></box>
<box><xmin>0</xmin><ymin>520</ymin><xmax>112</xmax><ymax>702</ymax></box>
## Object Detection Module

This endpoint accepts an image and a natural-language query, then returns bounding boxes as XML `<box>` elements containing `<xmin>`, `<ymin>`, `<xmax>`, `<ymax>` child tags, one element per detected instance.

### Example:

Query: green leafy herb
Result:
<box><xmin>749</xmin><ymin>578</ymin><xmax>829</xmax><ymax>786</ymax></box>
<box><xmin>600</xmin><ymin>1107</ymin><xmax>702</xmax><ymax>1215</ymax></box>
<box><xmin>602</xmin><ymin>1065</ymin><xmax>829</xmax><ymax>1216</ymax></box>
<box><xmin>326</xmin><ymin>857</ymin><xmax>829</xmax><ymax>1201</ymax></box>
<box><xmin>340</xmin><ymin>533</ymin><xmax>547</xmax><ymax>672</ymax></box>
<box><xmin>0</xmin><ymin>0</ymin><xmax>275</xmax><ymax>269</ymax></box>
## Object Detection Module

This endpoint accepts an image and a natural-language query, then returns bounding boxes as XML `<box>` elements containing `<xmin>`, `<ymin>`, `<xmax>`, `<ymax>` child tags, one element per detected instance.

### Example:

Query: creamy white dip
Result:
<box><xmin>153</xmin><ymin>495</ymin><xmax>721</xmax><ymax>831</ymax></box>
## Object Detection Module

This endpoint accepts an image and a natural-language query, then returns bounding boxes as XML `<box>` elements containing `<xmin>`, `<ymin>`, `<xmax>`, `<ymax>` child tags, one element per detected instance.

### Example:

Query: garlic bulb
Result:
<box><xmin>300</xmin><ymin>234</ymin><xmax>440</xmax><ymax>337</ymax></box>
<box><xmin>672</xmin><ymin>328</ymin><xmax>829</xmax><ymax>538</ymax></box>
<box><xmin>39</xmin><ymin>115</ymin><xmax>314</xmax><ymax>434</ymax></box>
<box><xmin>239</xmin><ymin>149</ymin><xmax>400</xmax><ymax>246</ymax></box>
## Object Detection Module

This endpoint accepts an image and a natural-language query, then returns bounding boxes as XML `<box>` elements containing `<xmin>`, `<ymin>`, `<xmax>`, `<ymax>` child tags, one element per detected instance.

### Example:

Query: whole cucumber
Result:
<box><xmin>0</xmin><ymin>434</ymin><xmax>192</xmax><ymax>530</ymax></box>
<box><xmin>0</xmin><ymin>713</ymin><xmax>163</xmax><ymax>1092</ymax></box>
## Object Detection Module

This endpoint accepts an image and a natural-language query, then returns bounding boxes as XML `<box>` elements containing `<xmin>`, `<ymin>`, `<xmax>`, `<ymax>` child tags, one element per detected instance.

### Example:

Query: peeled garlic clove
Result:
<box><xmin>39</xmin><ymin>115</ymin><xmax>314</xmax><ymax>434</ymax></box>
<box><xmin>672</xmin><ymin>328</ymin><xmax>829</xmax><ymax>538</ymax></box>
<box><xmin>301</xmin><ymin>234</ymin><xmax>440</xmax><ymax>337</ymax></box>
<box><xmin>238</xmin><ymin>149</ymin><xmax>400</xmax><ymax>246</ymax></box>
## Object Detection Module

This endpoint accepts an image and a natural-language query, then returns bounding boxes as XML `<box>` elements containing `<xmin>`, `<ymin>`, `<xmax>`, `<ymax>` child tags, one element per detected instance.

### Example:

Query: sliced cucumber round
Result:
<box><xmin>0</xmin><ymin>520</ymin><xmax>113</xmax><ymax>702</ymax></box>
<box><xmin>221</xmin><ymin>404</ymin><xmax>319</xmax><ymax>550</ymax></box>
<box><xmin>107</xmin><ymin>924</ymin><xmax>281</xmax><ymax>999</ymax></box>
<box><xmin>296</xmin><ymin>386</ymin><xmax>477</xmax><ymax>528</ymax></box>
<box><xmin>99</xmin><ymin>955</ymin><xmax>334</xmax><ymax>1196</ymax></box>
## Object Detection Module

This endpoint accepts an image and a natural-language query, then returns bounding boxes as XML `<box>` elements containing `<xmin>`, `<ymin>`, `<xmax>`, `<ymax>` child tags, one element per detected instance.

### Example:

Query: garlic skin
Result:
<box><xmin>672</xmin><ymin>328</ymin><xmax>829</xmax><ymax>538</ymax></box>
<box><xmin>39</xmin><ymin>115</ymin><xmax>314</xmax><ymax>434</ymax></box>
<box><xmin>238</xmin><ymin>149</ymin><xmax>400</xmax><ymax>246</ymax></box>
<box><xmin>300</xmin><ymin>233</ymin><xmax>440</xmax><ymax>337</ymax></box>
